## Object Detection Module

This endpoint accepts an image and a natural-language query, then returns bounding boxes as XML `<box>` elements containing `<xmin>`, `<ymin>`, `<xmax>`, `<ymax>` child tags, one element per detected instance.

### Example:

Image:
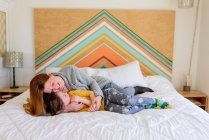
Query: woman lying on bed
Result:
<box><xmin>29</xmin><ymin>65</ymin><xmax>154</xmax><ymax>116</ymax></box>
<box><xmin>44</xmin><ymin>89</ymin><xmax>170</xmax><ymax>116</ymax></box>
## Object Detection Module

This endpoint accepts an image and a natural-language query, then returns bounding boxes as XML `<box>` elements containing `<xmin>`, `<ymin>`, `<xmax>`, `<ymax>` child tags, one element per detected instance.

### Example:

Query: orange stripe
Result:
<box><xmin>76</xmin><ymin>45</ymin><xmax>127</xmax><ymax>67</ymax></box>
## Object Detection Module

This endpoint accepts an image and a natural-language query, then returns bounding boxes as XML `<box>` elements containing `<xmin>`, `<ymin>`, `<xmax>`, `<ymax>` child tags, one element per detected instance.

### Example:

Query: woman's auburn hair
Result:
<box><xmin>29</xmin><ymin>74</ymin><xmax>49</xmax><ymax>116</ymax></box>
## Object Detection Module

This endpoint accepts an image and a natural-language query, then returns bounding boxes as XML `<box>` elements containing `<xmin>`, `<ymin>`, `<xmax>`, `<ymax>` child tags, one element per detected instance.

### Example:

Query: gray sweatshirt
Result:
<box><xmin>52</xmin><ymin>65</ymin><xmax>111</xmax><ymax>98</ymax></box>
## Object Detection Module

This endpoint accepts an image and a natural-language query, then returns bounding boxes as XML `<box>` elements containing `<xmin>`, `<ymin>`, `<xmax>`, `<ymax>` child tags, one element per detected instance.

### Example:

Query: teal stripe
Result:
<box><xmin>103</xmin><ymin>28</ymin><xmax>170</xmax><ymax>79</ymax></box>
<box><xmin>51</xmin><ymin>30</ymin><xmax>101</xmax><ymax>67</ymax></box>
<box><xmin>103</xmin><ymin>11</ymin><xmax>172</xmax><ymax>68</ymax></box>
<box><xmin>45</xmin><ymin>27</ymin><xmax>170</xmax><ymax>79</ymax></box>
<box><xmin>36</xmin><ymin>10</ymin><xmax>105</xmax><ymax>64</ymax></box>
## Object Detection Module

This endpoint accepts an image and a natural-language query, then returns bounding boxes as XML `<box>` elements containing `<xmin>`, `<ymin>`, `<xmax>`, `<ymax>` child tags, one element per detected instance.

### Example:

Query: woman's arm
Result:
<box><xmin>58</xmin><ymin>65</ymin><xmax>104</xmax><ymax>97</ymax></box>
<box><xmin>73</xmin><ymin>66</ymin><xmax>104</xmax><ymax>98</ymax></box>
<box><xmin>89</xmin><ymin>91</ymin><xmax>96</xmax><ymax>101</ymax></box>
<box><xmin>57</xmin><ymin>65</ymin><xmax>103</xmax><ymax>110</ymax></box>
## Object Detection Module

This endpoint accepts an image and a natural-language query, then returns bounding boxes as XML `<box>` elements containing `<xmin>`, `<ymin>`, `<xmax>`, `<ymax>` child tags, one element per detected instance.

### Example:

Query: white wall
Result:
<box><xmin>196</xmin><ymin>1</ymin><xmax>209</xmax><ymax>95</ymax></box>
<box><xmin>0</xmin><ymin>0</ymin><xmax>201</xmax><ymax>90</ymax></box>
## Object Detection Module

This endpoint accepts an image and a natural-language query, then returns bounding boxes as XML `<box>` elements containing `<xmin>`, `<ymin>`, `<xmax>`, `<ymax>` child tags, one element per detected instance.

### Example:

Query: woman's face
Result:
<box><xmin>44</xmin><ymin>75</ymin><xmax>68</xmax><ymax>93</ymax></box>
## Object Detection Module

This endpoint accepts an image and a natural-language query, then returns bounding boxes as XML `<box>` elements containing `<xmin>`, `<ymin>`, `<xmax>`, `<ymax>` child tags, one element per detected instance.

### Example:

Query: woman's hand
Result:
<box><xmin>88</xmin><ymin>96</ymin><xmax>102</xmax><ymax>112</ymax></box>
<box><xmin>63</xmin><ymin>102</ymin><xmax>84</xmax><ymax>112</ymax></box>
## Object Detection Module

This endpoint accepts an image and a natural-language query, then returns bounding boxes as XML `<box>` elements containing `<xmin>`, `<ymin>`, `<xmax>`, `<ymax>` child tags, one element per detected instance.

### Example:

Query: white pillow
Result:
<box><xmin>45</xmin><ymin>67</ymin><xmax>61</xmax><ymax>73</ymax></box>
<box><xmin>46</xmin><ymin>60</ymin><xmax>146</xmax><ymax>88</ymax></box>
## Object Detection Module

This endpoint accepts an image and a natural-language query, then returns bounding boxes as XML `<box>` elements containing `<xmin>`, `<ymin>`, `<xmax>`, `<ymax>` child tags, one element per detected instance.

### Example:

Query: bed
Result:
<box><xmin>1</xmin><ymin>75</ymin><xmax>209</xmax><ymax>140</ymax></box>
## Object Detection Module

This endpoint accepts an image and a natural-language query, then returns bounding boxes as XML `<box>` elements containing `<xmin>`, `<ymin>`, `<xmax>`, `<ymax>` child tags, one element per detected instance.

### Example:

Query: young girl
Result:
<box><xmin>45</xmin><ymin>89</ymin><xmax>170</xmax><ymax>115</ymax></box>
<box><xmin>44</xmin><ymin>90</ymin><xmax>103</xmax><ymax>115</ymax></box>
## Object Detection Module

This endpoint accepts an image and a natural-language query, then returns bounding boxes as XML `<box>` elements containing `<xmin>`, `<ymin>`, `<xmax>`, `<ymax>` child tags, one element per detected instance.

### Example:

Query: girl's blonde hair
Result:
<box><xmin>29</xmin><ymin>74</ymin><xmax>49</xmax><ymax>116</ymax></box>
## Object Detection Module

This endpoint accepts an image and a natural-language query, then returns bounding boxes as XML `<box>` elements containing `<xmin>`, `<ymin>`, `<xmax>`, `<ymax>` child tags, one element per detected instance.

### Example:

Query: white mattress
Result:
<box><xmin>1</xmin><ymin>76</ymin><xmax>209</xmax><ymax>140</ymax></box>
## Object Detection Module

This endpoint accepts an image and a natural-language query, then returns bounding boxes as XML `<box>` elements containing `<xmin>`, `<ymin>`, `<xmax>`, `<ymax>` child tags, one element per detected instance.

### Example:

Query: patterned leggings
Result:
<box><xmin>102</xmin><ymin>87</ymin><xmax>155</xmax><ymax>114</ymax></box>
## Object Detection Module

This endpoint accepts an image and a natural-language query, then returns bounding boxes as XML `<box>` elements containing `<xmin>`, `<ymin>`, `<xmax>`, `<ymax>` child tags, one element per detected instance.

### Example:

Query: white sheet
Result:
<box><xmin>1</xmin><ymin>76</ymin><xmax>209</xmax><ymax>140</ymax></box>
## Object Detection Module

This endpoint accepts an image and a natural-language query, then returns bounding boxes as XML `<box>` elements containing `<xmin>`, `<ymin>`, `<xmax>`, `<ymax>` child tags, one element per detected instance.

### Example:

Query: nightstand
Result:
<box><xmin>178</xmin><ymin>90</ymin><xmax>208</xmax><ymax>112</ymax></box>
<box><xmin>0</xmin><ymin>86</ymin><xmax>29</xmax><ymax>105</ymax></box>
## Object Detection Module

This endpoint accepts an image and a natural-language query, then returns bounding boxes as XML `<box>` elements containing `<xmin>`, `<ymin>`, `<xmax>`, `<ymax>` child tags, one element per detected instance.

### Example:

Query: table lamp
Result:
<box><xmin>5</xmin><ymin>51</ymin><xmax>23</xmax><ymax>88</ymax></box>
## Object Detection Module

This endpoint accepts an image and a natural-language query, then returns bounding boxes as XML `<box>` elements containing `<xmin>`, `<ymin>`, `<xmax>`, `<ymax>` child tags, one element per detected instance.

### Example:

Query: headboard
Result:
<box><xmin>34</xmin><ymin>9</ymin><xmax>175</xmax><ymax>80</ymax></box>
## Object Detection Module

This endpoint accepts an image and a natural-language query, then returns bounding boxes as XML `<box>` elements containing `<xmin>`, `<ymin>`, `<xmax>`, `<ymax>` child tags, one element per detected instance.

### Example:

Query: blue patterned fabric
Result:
<box><xmin>103</xmin><ymin>88</ymin><xmax>169</xmax><ymax>114</ymax></box>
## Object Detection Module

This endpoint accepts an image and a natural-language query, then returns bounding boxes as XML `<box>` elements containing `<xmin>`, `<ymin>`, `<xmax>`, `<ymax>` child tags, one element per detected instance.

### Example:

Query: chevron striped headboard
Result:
<box><xmin>34</xmin><ymin>9</ymin><xmax>175</xmax><ymax>80</ymax></box>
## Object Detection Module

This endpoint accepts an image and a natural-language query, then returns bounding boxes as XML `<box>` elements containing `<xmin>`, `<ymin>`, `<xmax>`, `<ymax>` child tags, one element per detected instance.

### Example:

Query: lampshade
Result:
<box><xmin>5</xmin><ymin>51</ymin><xmax>23</xmax><ymax>68</ymax></box>
<box><xmin>178</xmin><ymin>0</ymin><xmax>194</xmax><ymax>8</ymax></box>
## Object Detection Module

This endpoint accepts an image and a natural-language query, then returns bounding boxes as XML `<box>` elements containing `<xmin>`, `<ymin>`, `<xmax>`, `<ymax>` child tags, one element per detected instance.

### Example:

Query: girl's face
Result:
<box><xmin>56</xmin><ymin>92</ymin><xmax>71</xmax><ymax>106</ymax></box>
<box><xmin>44</xmin><ymin>75</ymin><xmax>68</xmax><ymax>93</ymax></box>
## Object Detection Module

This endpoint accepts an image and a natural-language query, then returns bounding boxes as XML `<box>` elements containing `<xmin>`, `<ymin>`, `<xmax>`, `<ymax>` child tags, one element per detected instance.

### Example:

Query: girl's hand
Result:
<box><xmin>88</xmin><ymin>96</ymin><xmax>102</xmax><ymax>112</ymax></box>
<box><xmin>63</xmin><ymin>102</ymin><xmax>84</xmax><ymax>112</ymax></box>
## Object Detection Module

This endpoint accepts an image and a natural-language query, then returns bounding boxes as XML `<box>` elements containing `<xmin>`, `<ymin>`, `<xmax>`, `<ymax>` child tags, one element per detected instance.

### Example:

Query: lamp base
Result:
<box><xmin>183</xmin><ymin>85</ymin><xmax>191</xmax><ymax>91</ymax></box>
<box><xmin>10</xmin><ymin>86</ymin><xmax>19</xmax><ymax>89</ymax></box>
<box><xmin>10</xmin><ymin>67</ymin><xmax>19</xmax><ymax>89</ymax></box>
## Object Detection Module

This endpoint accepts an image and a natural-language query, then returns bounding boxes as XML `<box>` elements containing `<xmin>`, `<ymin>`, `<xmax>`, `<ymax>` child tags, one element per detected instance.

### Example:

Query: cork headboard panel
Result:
<box><xmin>34</xmin><ymin>9</ymin><xmax>175</xmax><ymax>80</ymax></box>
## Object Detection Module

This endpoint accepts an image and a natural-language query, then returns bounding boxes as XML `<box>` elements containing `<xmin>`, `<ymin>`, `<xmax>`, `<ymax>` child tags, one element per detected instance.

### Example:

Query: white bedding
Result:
<box><xmin>1</xmin><ymin>76</ymin><xmax>209</xmax><ymax>140</ymax></box>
